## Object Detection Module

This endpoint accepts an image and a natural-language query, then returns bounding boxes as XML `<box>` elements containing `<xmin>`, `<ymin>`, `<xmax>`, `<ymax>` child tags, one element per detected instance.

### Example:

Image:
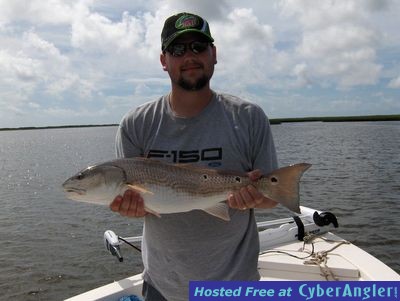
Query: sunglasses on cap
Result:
<box><xmin>166</xmin><ymin>41</ymin><xmax>211</xmax><ymax>57</ymax></box>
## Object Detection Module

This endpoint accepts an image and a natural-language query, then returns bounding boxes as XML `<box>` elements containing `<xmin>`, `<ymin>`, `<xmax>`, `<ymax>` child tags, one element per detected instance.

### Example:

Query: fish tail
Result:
<box><xmin>261</xmin><ymin>163</ymin><xmax>311</xmax><ymax>213</ymax></box>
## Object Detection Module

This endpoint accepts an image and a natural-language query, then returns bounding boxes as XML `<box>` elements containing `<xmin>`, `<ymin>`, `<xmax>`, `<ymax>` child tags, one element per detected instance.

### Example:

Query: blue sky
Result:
<box><xmin>0</xmin><ymin>0</ymin><xmax>399</xmax><ymax>128</ymax></box>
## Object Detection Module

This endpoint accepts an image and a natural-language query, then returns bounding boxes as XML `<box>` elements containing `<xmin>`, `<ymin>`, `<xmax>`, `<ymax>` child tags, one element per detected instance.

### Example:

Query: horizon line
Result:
<box><xmin>1</xmin><ymin>114</ymin><xmax>399</xmax><ymax>131</ymax></box>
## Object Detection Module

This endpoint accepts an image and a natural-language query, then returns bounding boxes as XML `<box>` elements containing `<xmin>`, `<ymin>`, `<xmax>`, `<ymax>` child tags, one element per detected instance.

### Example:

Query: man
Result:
<box><xmin>110</xmin><ymin>12</ymin><xmax>278</xmax><ymax>301</ymax></box>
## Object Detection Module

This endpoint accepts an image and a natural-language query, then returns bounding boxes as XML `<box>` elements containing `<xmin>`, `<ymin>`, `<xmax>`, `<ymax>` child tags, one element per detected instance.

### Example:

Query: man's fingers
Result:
<box><xmin>248</xmin><ymin>169</ymin><xmax>262</xmax><ymax>181</ymax></box>
<box><xmin>110</xmin><ymin>189</ymin><xmax>147</xmax><ymax>217</ymax></box>
<box><xmin>135</xmin><ymin>198</ymin><xmax>146</xmax><ymax>216</ymax></box>
<box><xmin>120</xmin><ymin>190</ymin><xmax>132</xmax><ymax>215</ymax></box>
<box><xmin>228</xmin><ymin>184</ymin><xmax>266</xmax><ymax>210</ymax></box>
<box><xmin>247</xmin><ymin>185</ymin><xmax>264</xmax><ymax>205</ymax></box>
<box><xmin>110</xmin><ymin>195</ymin><xmax>123</xmax><ymax>212</ymax></box>
<box><xmin>228</xmin><ymin>192</ymin><xmax>247</xmax><ymax>210</ymax></box>
<box><xmin>239</xmin><ymin>187</ymin><xmax>254</xmax><ymax>208</ymax></box>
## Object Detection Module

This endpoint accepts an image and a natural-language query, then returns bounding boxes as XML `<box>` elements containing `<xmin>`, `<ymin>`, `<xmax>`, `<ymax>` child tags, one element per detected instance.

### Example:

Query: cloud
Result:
<box><xmin>279</xmin><ymin>0</ymin><xmax>384</xmax><ymax>88</ymax></box>
<box><xmin>211</xmin><ymin>8</ymin><xmax>276</xmax><ymax>91</ymax></box>
<box><xmin>21</xmin><ymin>30</ymin><xmax>96</xmax><ymax>98</ymax></box>
<box><xmin>0</xmin><ymin>27</ymin><xmax>99</xmax><ymax>124</ymax></box>
<box><xmin>69</xmin><ymin>5</ymin><xmax>168</xmax><ymax>81</ymax></box>
<box><xmin>291</xmin><ymin>63</ymin><xmax>312</xmax><ymax>87</ymax></box>
<box><xmin>365</xmin><ymin>0</ymin><xmax>391</xmax><ymax>12</ymax></box>
<box><xmin>0</xmin><ymin>0</ymin><xmax>77</xmax><ymax>25</ymax></box>
<box><xmin>388</xmin><ymin>76</ymin><xmax>400</xmax><ymax>88</ymax></box>
<box><xmin>158</xmin><ymin>0</ymin><xmax>230</xmax><ymax>20</ymax></box>
<box><xmin>71</xmin><ymin>9</ymin><xmax>144</xmax><ymax>53</ymax></box>
<box><xmin>0</xmin><ymin>0</ymin><xmax>399</xmax><ymax>127</ymax></box>
<box><xmin>0</xmin><ymin>49</ymin><xmax>39</xmax><ymax>89</ymax></box>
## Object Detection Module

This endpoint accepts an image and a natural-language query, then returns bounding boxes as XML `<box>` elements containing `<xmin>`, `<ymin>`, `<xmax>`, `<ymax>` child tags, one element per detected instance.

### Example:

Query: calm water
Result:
<box><xmin>0</xmin><ymin>122</ymin><xmax>399</xmax><ymax>300</ymax></box>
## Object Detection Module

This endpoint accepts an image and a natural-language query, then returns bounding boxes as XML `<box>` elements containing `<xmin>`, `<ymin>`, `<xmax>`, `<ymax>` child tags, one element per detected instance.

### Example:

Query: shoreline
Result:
<box><xmin>1</xmin><ymin>114</ymin><xmax>399</xmax><ymax>131</ymax></box>
<box><xmin>269</xmin><ymin>114</ymin><xmax>400</xmax><ymax>124</ymax></box>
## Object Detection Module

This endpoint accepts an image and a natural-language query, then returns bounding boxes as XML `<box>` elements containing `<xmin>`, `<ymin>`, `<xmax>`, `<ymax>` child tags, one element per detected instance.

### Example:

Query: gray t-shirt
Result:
<box><xmin>115</xmin><ymin>92</ymin><xmax>277</xmax><ymax>301</ymax></box>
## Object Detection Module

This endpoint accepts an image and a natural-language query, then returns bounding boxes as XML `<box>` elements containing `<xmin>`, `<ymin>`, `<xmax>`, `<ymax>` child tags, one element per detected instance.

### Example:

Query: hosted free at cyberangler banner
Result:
<box><xmin>189</xmin><ymin>281</ymin><xmax>399</xmax><ymax>301</ymax></box>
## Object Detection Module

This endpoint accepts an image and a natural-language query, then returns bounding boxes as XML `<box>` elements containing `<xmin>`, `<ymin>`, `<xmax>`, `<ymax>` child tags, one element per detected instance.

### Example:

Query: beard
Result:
<box><xmin>178</xmin><ymin>74</ymin><xmax>210</xmax><ymax>91</ymax></box>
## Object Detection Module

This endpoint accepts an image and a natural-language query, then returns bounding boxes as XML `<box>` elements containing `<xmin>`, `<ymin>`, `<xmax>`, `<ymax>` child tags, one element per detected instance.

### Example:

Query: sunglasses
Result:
<box><xmin>166</xmin><ymin>41</ymin><xmax>210</xmax><ymax>57</ymax></box>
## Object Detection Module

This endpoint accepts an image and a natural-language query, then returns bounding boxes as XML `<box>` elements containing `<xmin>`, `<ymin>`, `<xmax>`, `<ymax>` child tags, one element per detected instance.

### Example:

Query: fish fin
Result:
<box><xmin>202</xmin><ymin>202</ymin><xmax>231</xmax><ymax>221</ymax></box>
<box><xmin>261</xmin><ymin>163</ymin><xmax>311</xmax><ymax>214</ymax></box>
<box><xmin>126</xmin><ymin>184</ymin><xmax>154</xmax><ymax>195</ymax></box>
<box><xmin>144</xmin><ymin>206</ymin><xmax>162</xmax><ymax>218</ymax></box>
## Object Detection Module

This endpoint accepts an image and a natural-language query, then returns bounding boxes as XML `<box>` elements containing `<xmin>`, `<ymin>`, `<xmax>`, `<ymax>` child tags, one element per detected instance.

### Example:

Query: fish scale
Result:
<box><xmin>109</xmin><ymin>158</ymin><xmax>252</xmax><ymax>195</ymax></box>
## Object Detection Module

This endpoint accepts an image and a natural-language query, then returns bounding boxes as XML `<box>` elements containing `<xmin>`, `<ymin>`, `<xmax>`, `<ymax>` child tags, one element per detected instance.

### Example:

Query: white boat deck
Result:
<box><xmin>259</xmin><ymin>232</ymin><xmax>399</xmax><ymax>281</ymax></box>
<box><xmin>66</xmin><ymin>207</ymin><xmax>400</xmax><ymax>301</ymax></box>
<box><xmin>65</xmin><ymin>232</ymin><xmax>400</xmax><ymax>301</ymax></box>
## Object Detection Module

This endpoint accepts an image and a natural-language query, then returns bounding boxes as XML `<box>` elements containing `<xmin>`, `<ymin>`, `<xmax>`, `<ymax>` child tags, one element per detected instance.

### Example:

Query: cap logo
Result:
<box><xmin>175</xmin><ymin>15</ymin><xmax>199</xmax><ymax>29</ymax></box>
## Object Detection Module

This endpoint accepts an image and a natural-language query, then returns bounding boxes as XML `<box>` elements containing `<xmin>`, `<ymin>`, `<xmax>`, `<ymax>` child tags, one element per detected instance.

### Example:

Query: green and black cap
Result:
<box><xmin>161</xmin><ymin>12</ymin><xmax>214</xmax><ymax>51</ymax></box>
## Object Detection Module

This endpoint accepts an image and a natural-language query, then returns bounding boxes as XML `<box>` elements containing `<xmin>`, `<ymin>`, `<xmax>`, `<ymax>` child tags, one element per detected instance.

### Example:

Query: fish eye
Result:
<box><xmin>76</xmin><ymin>173</ymin><xmax>84</xmax><ymax>180</ymax></box>
<box><xmin>235</xmin><ymin>177</ymin><xmax>241</xmax><ymax>183</ymax></box>
<box><xmin>202</xmin><ymin>174</ymin><xmax>208</xmax><ymax>180</ymax></box>
<box><xmin>270</xmin><ymin>176</ymin><xmax>278</xmax><ymax>184</ymax></box>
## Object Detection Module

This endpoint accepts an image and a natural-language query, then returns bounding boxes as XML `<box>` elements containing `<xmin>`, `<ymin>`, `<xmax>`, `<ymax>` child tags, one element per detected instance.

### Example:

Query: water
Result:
<box><xmin>0</xmin><ymin>122</ymin><xmax>399</xmax><ymax>300</ymax></box>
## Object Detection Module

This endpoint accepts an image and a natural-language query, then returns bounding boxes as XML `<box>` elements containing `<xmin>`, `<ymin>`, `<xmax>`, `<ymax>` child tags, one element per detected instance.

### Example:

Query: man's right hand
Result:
<box><xmin>110</xmin><ymin>189</ymin><xmax>148</xmax><ymax>217</ymax></box>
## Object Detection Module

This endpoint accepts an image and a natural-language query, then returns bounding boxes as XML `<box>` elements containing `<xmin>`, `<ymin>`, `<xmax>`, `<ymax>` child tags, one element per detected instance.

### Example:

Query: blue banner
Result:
<box><xmin>189</xmin><ymin>281</ymin><xmax>399</xmax><ymax>301</ymax></box>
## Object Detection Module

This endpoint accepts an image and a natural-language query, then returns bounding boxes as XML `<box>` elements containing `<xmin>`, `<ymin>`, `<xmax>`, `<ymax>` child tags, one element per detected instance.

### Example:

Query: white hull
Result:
<box><xmin>65</xmin><ymin>207</ymin><xmax>400</xmax><ymax>301</ymax></box>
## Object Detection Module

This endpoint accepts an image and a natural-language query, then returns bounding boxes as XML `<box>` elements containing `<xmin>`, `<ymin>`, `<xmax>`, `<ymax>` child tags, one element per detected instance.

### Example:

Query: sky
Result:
<box><xmin>0</xmin><ymin>0</ymin><xmax>399</xmax><ymax>128</ymax></box>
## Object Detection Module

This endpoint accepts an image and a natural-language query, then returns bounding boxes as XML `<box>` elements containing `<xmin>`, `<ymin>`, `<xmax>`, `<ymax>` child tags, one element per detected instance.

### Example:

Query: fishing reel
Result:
<box><xmin>104</xmin><ymin>230</ymin><xmax>142</xmax><ymax>263</ymax></box>
<box><xmin>104</xmin><ymin>230</ymin><xmax>124</xmax><ymax>262</ymax></box>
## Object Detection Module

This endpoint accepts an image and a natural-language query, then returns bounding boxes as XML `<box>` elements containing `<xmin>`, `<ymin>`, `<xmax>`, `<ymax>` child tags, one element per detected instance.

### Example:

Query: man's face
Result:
<box><xmin>160</xmin><ymin>33</ymin><xmax>217</xmax><ymax>91</ymax></box>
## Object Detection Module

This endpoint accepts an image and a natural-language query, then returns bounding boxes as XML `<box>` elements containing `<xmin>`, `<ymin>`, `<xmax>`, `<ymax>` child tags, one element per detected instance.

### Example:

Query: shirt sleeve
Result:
<box><xmin>115</xmin><ymin>116</ymin><xmax>143</xmax><ymax>159</ymax></box>
<box><xmin>250</xmin><ymin>106</ymin><xmax>278</xmax><ymax>174</ymax></box>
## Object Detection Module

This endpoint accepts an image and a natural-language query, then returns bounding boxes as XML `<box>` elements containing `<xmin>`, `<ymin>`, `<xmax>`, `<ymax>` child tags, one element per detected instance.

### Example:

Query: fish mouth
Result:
<box><xmin>64</xmin><ymin>187</ymin><xmax>86</xmax><ymax>195</ymax></box>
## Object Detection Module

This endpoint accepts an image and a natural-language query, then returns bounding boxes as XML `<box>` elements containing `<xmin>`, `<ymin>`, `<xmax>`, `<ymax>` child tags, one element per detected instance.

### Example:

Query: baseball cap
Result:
<box><xmin>161</xmin><ymin>12</ymin><xmax>214</xmax><ymax>51</ymax></box>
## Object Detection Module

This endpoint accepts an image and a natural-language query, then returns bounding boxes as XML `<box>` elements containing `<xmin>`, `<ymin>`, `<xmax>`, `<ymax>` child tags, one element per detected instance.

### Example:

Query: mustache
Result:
<box><xmin>180</xmin><ymin>61</ymin><xmax>204</xmax><ymax>70</ymax></box>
